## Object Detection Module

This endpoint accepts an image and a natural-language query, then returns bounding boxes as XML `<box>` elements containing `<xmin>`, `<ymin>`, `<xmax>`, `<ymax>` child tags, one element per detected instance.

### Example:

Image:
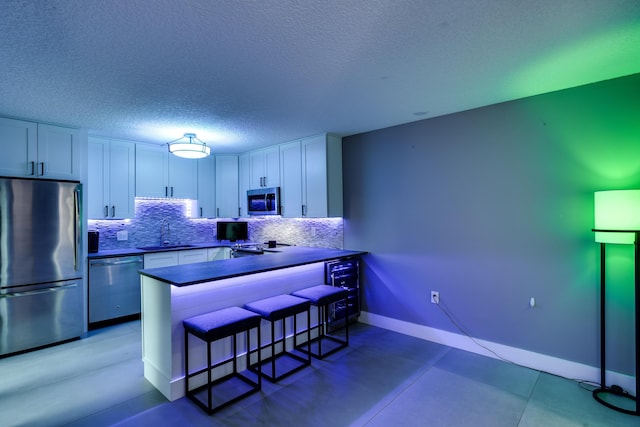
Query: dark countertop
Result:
<box><xmin>139</xmin><ymin>246</ymin><xmax>366</xmax><ymax>287</ymax></box>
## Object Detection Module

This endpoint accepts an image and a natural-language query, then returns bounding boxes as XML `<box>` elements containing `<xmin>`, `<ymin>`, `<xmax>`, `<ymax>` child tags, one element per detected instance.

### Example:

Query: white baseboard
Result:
<box><xmin>359</xmin><ymin>311</ymin><xmax>636</xmax><ymax>395</ymax></box>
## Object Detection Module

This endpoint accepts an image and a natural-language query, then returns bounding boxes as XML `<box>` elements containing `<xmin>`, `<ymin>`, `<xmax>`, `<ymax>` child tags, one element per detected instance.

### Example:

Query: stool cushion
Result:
<box><xmin>183</xmin><ymin>307</ymin><xmax>262</xmax><ymax>342</ymax></box>
<box><xmin>244</xmin><ymin>294</ymin><xmax>311</xmax><ymax>321</ymax></box>
<box><xmin>292</xmin><ymin>285</ymin><xmax>348</xmax><ymax>305</ymax></box>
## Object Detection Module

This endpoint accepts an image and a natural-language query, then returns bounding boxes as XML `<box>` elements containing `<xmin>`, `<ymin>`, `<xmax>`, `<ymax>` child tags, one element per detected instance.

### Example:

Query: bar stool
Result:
<box><xmin>292</xmin><ymin>284</ymin><xmax>349</xmax><ymax>358</ymax></box>
<box><xmin>244</xmin><ymin>294</ymin><xmax>311</xmax><ymax>382</ymax></box>
<box><xmin>183</xmin><ymin>306</ymin><xmax>262</xmax><ymax>415</ymax></box>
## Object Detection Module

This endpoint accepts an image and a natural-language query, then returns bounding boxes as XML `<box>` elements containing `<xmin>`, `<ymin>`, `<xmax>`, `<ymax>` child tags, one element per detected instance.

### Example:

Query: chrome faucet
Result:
<box><xmin>161</xmin><ymin>219</ymin><xmax>170</xmax><ymax>245</ymax></box>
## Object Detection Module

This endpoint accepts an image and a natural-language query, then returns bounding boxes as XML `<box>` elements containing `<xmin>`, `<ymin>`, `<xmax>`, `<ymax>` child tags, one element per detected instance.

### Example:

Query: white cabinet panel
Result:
<box><xmin>136</xmin><ymin>144</ymin><xmax>169</xmax><ymax>198</ymax></box>
<box><xmin>168</xmin><ymin>155</ymin><xmax>198</xmax><ymax>199</ymax></box>
<box><xmin>178</xmin><ymin>249</ymin><xmax>207</xmax><ymax>265</ymax></box>
<box><xmin>238</xmin><ymin>153</ymin><xmax>250</xmax><ymax>217</ymax></box>
<box><xmin>0</xmin><ymin>118</ymin><xmax>82</xmax><ymax>180</ymax></box>
<box><xmin>197</xmin><ymin>156</ymin><xmax>216</xmax><ymax>217</ymax></box>
<box><xmin>215</xmin><ymin>155</ymin><xmax>239</xmax><ymax>218</ymax></box>
<box><xmin>207</xmin><ymin>247</ymin><xmax>231</xmax><ymax>261</ymax></box>
<box><xmin>280</xmin><ymin>140</ymin><xmax>303</xmax><ymax>218</ymax></box>
<box><xmin>144</xmin><ymin>252</ymin><xmax>179</xmax><ymax>269</ymax></box>
<box><xmin>88</xmin><ymin>137</ymin><xmax>135</xmax><ymax>219</ymax></box>
<box><xmin>37</xmin><ymin>124</ymin><xmax>82</xmax><ymax>180</ymax></box>
<box><xmin>136</xmin><ymin>143</ymin><xmax>199</xmax><ymax>199</ymax></box>
<box><xmin>249</xmin><ymin>146</ymin><xmax>280</xmax><ymax>188</ymax></box>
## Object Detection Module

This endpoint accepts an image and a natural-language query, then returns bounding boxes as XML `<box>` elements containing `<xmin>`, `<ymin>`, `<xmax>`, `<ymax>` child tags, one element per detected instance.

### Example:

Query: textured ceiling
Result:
<box><xmin>1</xmin><ymin>0</ymin><xmax>639</xmax><ymax>153</ymax></box>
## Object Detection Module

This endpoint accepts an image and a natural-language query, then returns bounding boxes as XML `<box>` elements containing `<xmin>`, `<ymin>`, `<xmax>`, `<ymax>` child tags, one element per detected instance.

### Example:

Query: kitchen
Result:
<box><xmin>2</xmin><ymin>1</ymin><xmax>640</xmax><ymax>425</ymax></box>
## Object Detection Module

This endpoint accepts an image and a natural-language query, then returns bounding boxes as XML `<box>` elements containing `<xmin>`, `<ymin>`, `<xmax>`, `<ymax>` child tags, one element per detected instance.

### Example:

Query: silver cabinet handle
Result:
<box><xmin>171</xmin><ymin>187</ymin><xmax>174</xmax><ymax>197</ymax></box>
<box><xmin>30</xmin><ymin>161</ymin><xmax>36</xmax><ymax>176</ymax></box>
<box><xmin>302</xmin><ymin>204</ymin><xmax>306</xmax><ymax>217</ymax></box>
<box><xmin>104</xmin><ymin>205</ymin><xmax>109</xmax><ymax>217</ymax></box>
<box><xmin>165</xmin><ymin>186</ymin><xmax>168</xmax><ymax>197</ymax></box>
<box><xmin>217</xmin><ymin>207</ymin><xmax>220</xmax><ymax>217</ymax></box>
<box><xmin>200</xmin><ymin>207</ymin><xmax>203</xmax><ymax>217</ymax></box>
<box><xmin>111</xmin><ymin>206</ymin><xmax>115</xmax><ymax>217</ymax></box>
<box><xmin>39</xmin><ymin>162</ymin><xmax>45</xmax><ymax>176</ymax></box>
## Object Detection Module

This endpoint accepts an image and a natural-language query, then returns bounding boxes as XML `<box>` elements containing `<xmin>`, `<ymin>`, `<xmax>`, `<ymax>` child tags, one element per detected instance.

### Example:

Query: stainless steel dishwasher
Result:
<box><xmin>88</xmin><ymin>256</ymin><xmax>144</xmax><ymax>325</ymax></box>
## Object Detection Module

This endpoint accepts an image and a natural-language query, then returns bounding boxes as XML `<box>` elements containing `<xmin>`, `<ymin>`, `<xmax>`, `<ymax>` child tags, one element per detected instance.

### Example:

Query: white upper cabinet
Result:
<box><xmin>301</xmin><ymin>134</ymin><xmax>343</xmax><ymax>218</ymax></box>
<box><xmin>238</xmin><ymin>153</ymin><xmax>250</xmax><ymax>217</ymax></box>
<box><xmin>215</xmin><ymin>155</ymin><xmax>239</xmax><ymax>218</ymax></box>
<box><xmin>36</xmin><ymin>124</ymin><xmax>83</xmax><ymax>180</ymax></box>
<box><xmin>135</xmin><ymin>144</ymin><xmax>197</xmax><ymax>199</ymax></box>
<box><xmin>249</xmin><ymin>146</ymin><xmax>280</xmax><ymax>188</ymax></box>
<box><xmin>280</xmin><ymin>140</ymin><xmax>303</xmax><ymax>218</ymax></box>
<box><xmin>136</xmin><ymin>144</ymin><xmax>168</xmax><ymax>198</ymax></box>
<box><xmin>88</xmin><ymin>137</ymin><xmax>136</xmax><ymax>219</ymax></box>
<box><xmin>279</xmin><ymin>134</ymin><xmax>342</xmax><ymax>218</ymax></box>
<box><xmin>196</xmin><ymin>155</ymin><xmax>216</xmax><ymax>218</ymax></box>
<box><xmin>168</xmin><ymin>154</ymin><xmax>198</xmax><ymax>199</ymax></box>
<box><xmin>0</xmin><ymin>118</ymin><xmax>82</xmax><ymax>180</ymax></box>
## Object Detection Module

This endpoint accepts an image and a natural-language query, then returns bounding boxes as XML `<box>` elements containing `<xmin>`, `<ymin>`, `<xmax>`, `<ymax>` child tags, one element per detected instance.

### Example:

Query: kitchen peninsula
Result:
<box><xmin>139</xmin><ymin>246</ymin><xmax>365</xmax><ymax>401</ymax></box>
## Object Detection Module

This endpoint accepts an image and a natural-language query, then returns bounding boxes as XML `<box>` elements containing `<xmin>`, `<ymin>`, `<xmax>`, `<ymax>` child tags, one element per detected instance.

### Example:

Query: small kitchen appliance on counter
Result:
<box><xmin>88</xmin><ymin>231</ymin><xmax>99</xmax><ymax>253</ymax></box>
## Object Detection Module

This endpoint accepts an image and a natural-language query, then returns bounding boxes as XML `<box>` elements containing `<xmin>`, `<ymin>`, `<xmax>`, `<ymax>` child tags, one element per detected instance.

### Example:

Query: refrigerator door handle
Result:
<box><xmin>74</xmin><ymin>187</ymin><xmax>81</xmax><ymax>271</ymax></box>
<box><xmin>0</xmin><ymin>282</ymin><xmax>78</xmax><ymax>299</ymax></box>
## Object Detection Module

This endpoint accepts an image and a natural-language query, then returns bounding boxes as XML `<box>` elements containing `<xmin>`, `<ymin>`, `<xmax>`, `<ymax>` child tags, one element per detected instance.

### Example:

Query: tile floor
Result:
<box><xmin>1</xmin><ymin>320</ymin><xmax>637</xmax><ymax>427</ymax></box>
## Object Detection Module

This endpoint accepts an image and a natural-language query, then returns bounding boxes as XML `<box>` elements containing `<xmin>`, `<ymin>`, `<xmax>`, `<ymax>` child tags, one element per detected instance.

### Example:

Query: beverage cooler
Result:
<box><xmin>324</xmin><ymin>258</ymin><xmax>360</xmax><ymax>331</ymax></box>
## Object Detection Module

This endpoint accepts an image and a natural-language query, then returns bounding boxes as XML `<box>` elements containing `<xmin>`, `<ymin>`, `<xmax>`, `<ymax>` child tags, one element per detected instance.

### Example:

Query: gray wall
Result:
<box><xmin>343</xmin><ymin>73</ymin><xmax>640</xmax><ymax>374</ymax></box>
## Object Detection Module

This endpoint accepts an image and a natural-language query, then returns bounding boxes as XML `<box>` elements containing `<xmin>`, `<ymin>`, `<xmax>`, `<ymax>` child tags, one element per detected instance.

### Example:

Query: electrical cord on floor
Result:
<box><xmin>434</xmin><ymin>301</ymin><xmax>602</xmax><ymax>392</ymax></box>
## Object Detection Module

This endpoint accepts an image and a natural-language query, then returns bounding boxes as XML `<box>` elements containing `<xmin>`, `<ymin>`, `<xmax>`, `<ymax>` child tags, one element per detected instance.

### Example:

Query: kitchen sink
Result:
<box><xmin>137</xmin><ymin>244</ymin><xmax>196</xmax><ymax>251</ymax></box>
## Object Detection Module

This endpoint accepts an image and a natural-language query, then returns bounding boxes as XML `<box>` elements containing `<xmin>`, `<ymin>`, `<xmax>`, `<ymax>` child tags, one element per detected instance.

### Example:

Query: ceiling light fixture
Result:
<box><xmin>167</xmin><ymin>133</ymin><xmax>211</xmax><ymax>159</ymax></box>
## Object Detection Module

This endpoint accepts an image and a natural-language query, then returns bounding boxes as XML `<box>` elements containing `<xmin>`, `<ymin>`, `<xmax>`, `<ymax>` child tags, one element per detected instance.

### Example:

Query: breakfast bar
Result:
<box><xmin>139</xmin><ymin>246</ymin><xmax>365</xmax><ymax>401</ymax></box>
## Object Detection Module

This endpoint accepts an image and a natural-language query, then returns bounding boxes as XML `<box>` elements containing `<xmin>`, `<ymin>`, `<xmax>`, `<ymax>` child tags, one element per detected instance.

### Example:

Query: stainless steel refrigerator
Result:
<box><xmin>0</xmin><ymin>177</ymin><xmax>83</xmax><ymax>356</ymax></box>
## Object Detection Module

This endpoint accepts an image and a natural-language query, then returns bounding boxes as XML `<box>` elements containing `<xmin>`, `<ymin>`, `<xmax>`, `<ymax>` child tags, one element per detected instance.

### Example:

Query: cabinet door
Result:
<box><xmin>168</xmin><ymin>155</ymin><xmax>198</xmax><ymax>199</ymax></box>
<box><xmin>36</xmin><ymin>124</ymin><xmax>82</xmax><ymax>180</ymax></box>
<box><xmin>280</xmin><ymin>140</ymin><xmax>302</xmax><ymax>218</ymax></box>
<box><xmin>109</xmin><ymin>139</ymin><xmax>136</xmax><ymax>218</ymax></box>
<box><xmin>87</xmin><ymin>137</ymin><xmax>108</xmax><ymax>218</ymax></box>
<box><xmin>197</xmin><ymin>156</ymin><xmax>216</xmax><ymax>217</ymax></box>
<box><xmin>0</xmin><ymin>117</ymin><xmax>37</xmax><ymax>177</ymax></box>
<box><xmin>302</xmin><ymin>135</ymin><xmax>328</xmax><ymax>218</ymax></box>
<box><xmin>301</xmin><ymin>135</ymin><xmax>343</xmax><ymax>218</ymax></box>
<box><xmin>215</xmin><ymin>155</ymin><xmax>239</xmax><ymax>218</ymax></box>
<box><xmin>136</xmin><ymin>144</ymin><xmax>168</xmax><ymax>198</ymax></box>
<box><xmin>207</xmin><ymin>247</ymin><xmax>230</xmax><ymax>261</ymax></box>
<box><xmin>249</xmin><ymin>150</ymin><xmax>265</xmax><ymax>188</ymax></box>
<box><xmin>178</xmin><ymin>249</ymin><xmax>207</xmax><ymax>265</ymax></box>
<box><xmin>143</xmin><ymin>252</ymin><xmax>178</xmax><ymax>268</ymax></box>
<box><xmin>250</xmin><ymin>146</ymin><xmax>280</xmax><ymax>188</ymax></box>
<box><xmin>238</xmin><ymin>153</ymin><xmax>250</xmax><ymax>217</ymax></box>
<box><xmin>264</xmin><ymin>146</ymin><xmax>280</xmax><ymax>187</ymax></box>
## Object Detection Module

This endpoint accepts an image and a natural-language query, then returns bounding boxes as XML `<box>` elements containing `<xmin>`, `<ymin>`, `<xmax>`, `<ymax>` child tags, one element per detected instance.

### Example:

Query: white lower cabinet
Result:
<box><xmin>143</xmin><ymin>251</ymin><xmax>179</xmax><ymax>269</ymax></box>
<box><xmin>207</xmin><ymin>247</ymin><xmax>231</xmax><ymax>261</ymax></box>
<box><xmin>144</xmin><ymin>248</ymin><xmax>212</xmax><ymax>269</ymax></box>
<box><xmin>178</xmin><ymin>249</ymin><xmax>207</xmax><ymax>264</ymax></box>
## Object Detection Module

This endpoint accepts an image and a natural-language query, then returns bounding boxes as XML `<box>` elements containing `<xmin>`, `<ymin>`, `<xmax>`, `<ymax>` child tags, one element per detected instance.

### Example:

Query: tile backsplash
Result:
<box><xmin>88</xmin><ymin>198</ymin><xmax>343</xmax><ymax>250</ymax></box>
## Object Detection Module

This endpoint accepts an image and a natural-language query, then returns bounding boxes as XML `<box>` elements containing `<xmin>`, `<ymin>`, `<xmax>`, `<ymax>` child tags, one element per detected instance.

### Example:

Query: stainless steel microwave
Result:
<box><xmin>248</xmin><ymin>187</ymin><xmax>280</xmax><ymax>215</ymax></box>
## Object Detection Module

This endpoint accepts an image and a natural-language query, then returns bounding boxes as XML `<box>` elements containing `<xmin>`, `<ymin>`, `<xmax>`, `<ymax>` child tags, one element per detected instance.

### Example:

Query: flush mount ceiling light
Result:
<box><xmin>167</xmin><ymin>133</ymin><xmax>211</xmax><ymax>159</ymax></box>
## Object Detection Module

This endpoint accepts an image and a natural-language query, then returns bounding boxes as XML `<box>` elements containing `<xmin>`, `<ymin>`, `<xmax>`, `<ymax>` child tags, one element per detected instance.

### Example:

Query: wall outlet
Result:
<box><xmin>431</xmin><ymin>291</ymin><xmax>439</xmax><ymax>304</ymax></box>
<box><xmin>116</xmin><ymin>230</ymin><xmax>128</xmax><ymax>241</ymax></box>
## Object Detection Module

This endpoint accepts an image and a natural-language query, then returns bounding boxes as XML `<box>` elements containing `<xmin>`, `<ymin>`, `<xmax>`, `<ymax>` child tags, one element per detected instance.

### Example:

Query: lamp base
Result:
<box><xmin>593</xmin><ymin>387</ymin><xmax>639</xmax><ymax>416</ymax></box>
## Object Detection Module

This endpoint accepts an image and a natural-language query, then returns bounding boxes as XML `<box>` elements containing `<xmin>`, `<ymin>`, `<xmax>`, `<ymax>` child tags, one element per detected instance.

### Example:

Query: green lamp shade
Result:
<box><xmin>594</xmin><ymin>190</ymin><xmax>640</xmax><ymax>244</ymax></box>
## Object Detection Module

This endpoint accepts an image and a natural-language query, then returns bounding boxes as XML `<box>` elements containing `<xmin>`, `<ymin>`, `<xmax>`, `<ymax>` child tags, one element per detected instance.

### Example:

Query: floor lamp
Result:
<box><xmin>593</xmin><ymin>190</ymin><xmax>640</xmax><ymax>416</ymax></box>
